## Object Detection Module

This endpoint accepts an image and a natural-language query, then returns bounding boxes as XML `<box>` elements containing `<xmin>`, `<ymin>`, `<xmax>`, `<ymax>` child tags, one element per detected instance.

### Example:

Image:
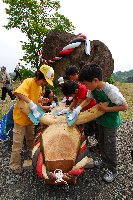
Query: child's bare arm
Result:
<box><xmin>39</xmin><ymin>104</ymin><xmax>51</xmax><ymax>111</ymax></box>
<box><xmin>38</xmin><ymin>98</ymin><xmax>49</xmax><ymax>104</ymax></box>
<box><xmin>98</xmin><ymin>102</ymin><xmax>128</xmax><ymax>112</ymax></box>
<box><xmin>69</xmin><ymin>99</ymin><xmax>77</xmax><ymax>110</ymax></box>
<box><xmin>80</xmin><ymin>98</ymin><xmax>90</xmax><ymax>109</ymax></box>
<box><xmin>15</xmin><ymin>93</ymin><xmax>31</xmax><ymax>103</ymax></box>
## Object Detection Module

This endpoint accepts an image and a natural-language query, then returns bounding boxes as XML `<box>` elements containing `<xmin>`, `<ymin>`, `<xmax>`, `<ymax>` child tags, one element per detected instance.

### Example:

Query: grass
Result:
<box><xmin>114</xmin><ymin>82</ymin><xmax>133</xmax><ymax>120</ymax></box>
<box><xmin>0</xmin><ymin>82</ymin><xmax>133</xmax><ymax>120</ymax></box>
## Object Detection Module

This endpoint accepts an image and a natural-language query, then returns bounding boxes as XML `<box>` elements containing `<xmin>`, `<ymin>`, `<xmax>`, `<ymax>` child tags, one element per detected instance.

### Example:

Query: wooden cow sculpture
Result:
<box><xmin>18</xmin><ymin>101</ymin><xmax>107</xmax><ymax>184</ymax></box>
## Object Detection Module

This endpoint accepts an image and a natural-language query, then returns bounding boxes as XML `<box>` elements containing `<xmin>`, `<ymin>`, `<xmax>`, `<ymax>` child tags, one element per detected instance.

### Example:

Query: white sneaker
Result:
<box><xmin>102</xmin><ymin>170</ymin><xmax>117</xmax><ymax>183</ymax></box>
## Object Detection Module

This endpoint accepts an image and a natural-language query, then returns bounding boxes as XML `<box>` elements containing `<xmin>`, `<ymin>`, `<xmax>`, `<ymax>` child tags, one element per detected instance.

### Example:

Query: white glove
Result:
<box><xmin>68</xmin><ymin>96</ymin><xmax>73</xmax><ymax>101</ymax></box>
<box><xmin>50</xmin><ymin>102</ymin><xmax>57</xmax><ymax>109</ymax></box>
<box><xmin>67</xmin><ymin>106</ymin><xmax>82</xmax><ymax>121</ymax></box>
<box><xmin>61</xmin><ymin>96</ymin><xmax>67</xmax><ymax>103</ymax></box>
<box><xmin>57</xmin><ymin>107</ymin><xmax>70</xmax><ymax>115</ymax></box>
<box><xmin>58</xmin><ymin>77</ymin><xmax>64</xmax><ymax>84</ymax></box>
<box><xmin>29</xmin><ymin>101</ymin><xmax>40</xmax><ymax>118</ymax></box>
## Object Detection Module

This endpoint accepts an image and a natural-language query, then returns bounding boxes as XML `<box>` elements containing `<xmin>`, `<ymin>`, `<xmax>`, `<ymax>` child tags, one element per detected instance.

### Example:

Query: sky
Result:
<box><xmin>0</xmin><ymin>0</ymin><xmax>133</xmax><ymax>73</ymax></box>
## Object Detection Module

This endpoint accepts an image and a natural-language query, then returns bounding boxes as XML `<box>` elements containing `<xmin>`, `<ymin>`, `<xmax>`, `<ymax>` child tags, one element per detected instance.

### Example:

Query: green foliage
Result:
<box><xmin>126</xmin><ymin>76</ymin><xmax>133</xmax><ymax>83</ymax></box>
<box><xmin>19</xmin><ymin>66</ymin><xmax>34</xmax><ymax>79</ymax></box>
<box><xmin>112</xmin><ymin>69</ymin><xmax>133</xmax><ymax>82</ymax></box>
<box><xmin>107</xmin><ymin>75</ymin><xmax>115</xmax><ymax>84</ymax></box>
<box><xmin>2</xmin><ymin>0</ymin><xmax>75</xmax><ymax>69</ymax></box>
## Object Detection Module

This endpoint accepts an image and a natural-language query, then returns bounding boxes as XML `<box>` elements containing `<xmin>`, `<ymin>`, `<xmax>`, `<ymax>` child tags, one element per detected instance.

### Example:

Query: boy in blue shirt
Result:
<box><xmin>68</xmin><ymin>63</ymin><xmax>128</xmax><ymax>183</ymax></box>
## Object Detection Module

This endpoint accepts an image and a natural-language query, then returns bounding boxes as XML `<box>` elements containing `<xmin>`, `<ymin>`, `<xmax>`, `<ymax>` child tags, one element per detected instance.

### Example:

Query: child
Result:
<box><xmin>9</xmin><ymin>64</ymin><xmax>54</xmax><ymax>174</ymax></box>
<box><xmin>58</xmin><ymin>66</ymin><xmax>79</xmax><ymax>105</ymax></box>
<box><xmin>68</xmin><ymin>63</ymin><xmax>128</xmax><ymax>183</ymax></box>
<box><xmin>40</xmin><ymin>87</ymin><xmax>58</xmax><ymax>112</ymax></box>
<box><xmin>58</xmin><ymin>80</ymin><xmax>96</xmax><ymax>115</ymax></box>
<box><xmin>64</xmin><ymin>65</ymin><xmax>79</xmax><ymax>81</ymax></box>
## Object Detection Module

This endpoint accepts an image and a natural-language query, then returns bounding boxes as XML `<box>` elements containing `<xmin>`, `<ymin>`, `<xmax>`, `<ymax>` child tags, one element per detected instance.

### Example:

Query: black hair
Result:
<box><xmin>78</xmin><ymin>63</ymin><xmax>103</xmax><ymax>82</ymax></box>
<box><xmin>79</xmin><ymin>61</ymin><xmax>86</xmax><ymax>69</ymax></box>
<box><xmin>44</xmin><ymin>88</ymin><xmax>52</xmax><ymax>98</ymax></box>
<box><xmin>61</xmin><ymin>80</ymin><xmax>79</xmax><ymax>96</ymax></box>
<box><xmin>35</xmin><ymin>70</ymin><xmax>45</xmax><ymax>80</ymax></box>
<box><xmin>64</xmin><ymin>65</ymin><xmax>79</xmax><ymax>80</ymax></box>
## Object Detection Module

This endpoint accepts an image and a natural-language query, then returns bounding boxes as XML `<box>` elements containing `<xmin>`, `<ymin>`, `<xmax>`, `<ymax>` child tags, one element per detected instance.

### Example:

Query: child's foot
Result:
<box><xmin>102</xmin><ymin>170</ymin><xmax>117</xmax><ymax>183</ymax></box>
<box><xmin>11</xmin><ymin>167</ymin><xmax>23</xmax><ymax>174</ymax></box>
<box><xmin>22</xmin><ymin>159</ymin><xmax>33</xmax><ymax>170</ymax></box>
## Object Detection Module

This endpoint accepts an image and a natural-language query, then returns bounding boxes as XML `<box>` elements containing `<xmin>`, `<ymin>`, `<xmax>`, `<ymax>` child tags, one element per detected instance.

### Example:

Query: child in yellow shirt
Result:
<box><xmin>10</xmin><ymin>65</ymin><xmax>54</xmax><ymax>173</ymax></box>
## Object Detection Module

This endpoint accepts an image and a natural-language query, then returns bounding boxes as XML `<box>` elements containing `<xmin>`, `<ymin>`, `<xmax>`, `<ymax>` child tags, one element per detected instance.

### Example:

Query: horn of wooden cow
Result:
<box><xmin>18</xmin><ymin>100</ymin><xmax>108</xmax><ymax>126</ymax></box>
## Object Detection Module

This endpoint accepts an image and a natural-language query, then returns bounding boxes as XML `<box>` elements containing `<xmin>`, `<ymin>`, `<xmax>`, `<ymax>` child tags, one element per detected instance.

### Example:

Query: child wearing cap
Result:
<box><xmin>9</xmin><ymin>65</ymin><xmax>54</xmax><ymax>174</ymax></box>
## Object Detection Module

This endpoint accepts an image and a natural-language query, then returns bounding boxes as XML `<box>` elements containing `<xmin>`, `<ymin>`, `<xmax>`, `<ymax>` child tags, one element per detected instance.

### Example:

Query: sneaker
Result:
<box><xmin>102</xmin><ymin>170</ymin><xmax>117</xmax><ymax>183</ymax></box>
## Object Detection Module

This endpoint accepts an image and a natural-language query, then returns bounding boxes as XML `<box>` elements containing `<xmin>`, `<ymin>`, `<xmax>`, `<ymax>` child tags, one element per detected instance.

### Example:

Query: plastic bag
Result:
<box><xmin>5</xmin><ymin>84</ymin><xmax>13</xmax><ymax>91</ymax></box>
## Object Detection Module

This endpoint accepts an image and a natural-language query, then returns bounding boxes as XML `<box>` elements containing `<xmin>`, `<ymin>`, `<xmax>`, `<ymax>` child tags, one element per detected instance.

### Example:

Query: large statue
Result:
<box><xmin>41</xmin><ymin>30</ymin><xmax>114</xmax><ymax>82</ymax></box>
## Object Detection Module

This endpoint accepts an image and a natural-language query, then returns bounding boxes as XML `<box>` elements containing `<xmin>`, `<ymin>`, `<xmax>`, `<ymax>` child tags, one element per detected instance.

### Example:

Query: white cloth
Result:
<box><xmin>57</xmin><ymin>107</ymin><xmax>70</xmax><ymax>115</ymax></box>
<box><xmin>67</xmin><ymin>106</ymin><xmax>82</xmax><ymax>121</ymax></box>
<box><xmin>85</xmin><ymin>39</ymin><xmax>91</xmax><ymax>55</ymax></box>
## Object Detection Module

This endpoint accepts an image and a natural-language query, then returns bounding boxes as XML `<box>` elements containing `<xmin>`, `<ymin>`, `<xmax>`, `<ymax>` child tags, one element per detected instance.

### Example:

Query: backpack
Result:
<box><xmin>0</xmin><ymin>105</ymin><xmax>14</xmax><ymax>141</ymax></box>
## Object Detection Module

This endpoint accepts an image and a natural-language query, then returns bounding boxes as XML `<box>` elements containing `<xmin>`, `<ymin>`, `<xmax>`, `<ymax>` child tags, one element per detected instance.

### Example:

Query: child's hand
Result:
<box><xmin>57</xmin><ymin>108</ymin><xmax>70</xmax><ymax>115</ymax></box>
<box><xmin>40</xmin><ymin>98</ymin><xmax>49</xmax><ymax>104</ymax></box>
<box><xmin>43</xmin><ymin>98</ymin><xmax>49</xmax><ymax>103</ymax></box>
<box><xmin>50</xmin><ymin>102</ymin><xmax>57</xmax><ymax>109</ymax></box>
<box><xmin>29</xmin><ymin>101</ymin><xmax>41</xmax><ymax>118</ymax></box>
<box><xmin>97</xmin><ymin>102</ymin><xmax>108</xmax><ymax>112</ymax></box>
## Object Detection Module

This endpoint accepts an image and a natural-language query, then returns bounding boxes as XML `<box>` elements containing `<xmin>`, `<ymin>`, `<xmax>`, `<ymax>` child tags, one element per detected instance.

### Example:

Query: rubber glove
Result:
<box><xmin>29</xmin><ymin>101</ymin><xmax>40</xmax><ymax>118</ymax></box>
<box><xmin>57</xmin><ymin>107</ymin><xmax>70</xmax><ymax>115</ymax></box>
<box><xmin>61</xmin><ymin>96</ymin><xmax>67</xmax><ymax>103</ymax></box>
<box><xmin>50</xmin><ymin>102</ymin><xmax>57</xmax><ymax>109</ymax></box>
<box><xmin>68</xmin><ymin>97</ymin><xmax>73</xmax><ymax>101</ymax></box>
<box><xmin>67</xmin><ymin>106</ymin><xmax>82</xmax><ymax>121</ymax></box>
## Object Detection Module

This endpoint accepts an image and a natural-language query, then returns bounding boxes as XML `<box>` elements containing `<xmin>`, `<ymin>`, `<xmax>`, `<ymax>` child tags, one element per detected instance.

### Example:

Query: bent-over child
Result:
<box><xmin>68</xmin><ymin>63</ymin><xmax>128</xmax><ymax>183</ymax></box>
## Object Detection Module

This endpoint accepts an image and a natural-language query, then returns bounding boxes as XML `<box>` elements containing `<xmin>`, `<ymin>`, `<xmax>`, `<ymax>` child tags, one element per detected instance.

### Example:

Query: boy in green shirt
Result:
<box><xmin>68</xmin><ymin>63</ymin><xmax>128</xmax><ymax>183</ymax></box>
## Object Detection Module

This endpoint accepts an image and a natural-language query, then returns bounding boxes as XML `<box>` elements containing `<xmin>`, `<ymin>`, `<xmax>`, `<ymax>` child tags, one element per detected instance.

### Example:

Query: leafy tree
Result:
<box><xmin>127</xmin><ymin>76</ymin><xmax>133</xmax><ymax>83</ymax></box>
<box><xmin>2</xmin><ymin>0</ymin><xmax>75</xmax><ymax>69</ymax></box>
<box><xmin>107</xmin><ymin>75</ymin><xmax>115</xmax><ymax>84</ymax></box>
<box><xmin>112</xmin><ymin>69</ymin><xmax>133</xmax><ymax>82</ymax></box>
<box><xmin>19</xmin><ymin>66</ymin><xmax>34</xmax><ymax>79</ymax></box>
